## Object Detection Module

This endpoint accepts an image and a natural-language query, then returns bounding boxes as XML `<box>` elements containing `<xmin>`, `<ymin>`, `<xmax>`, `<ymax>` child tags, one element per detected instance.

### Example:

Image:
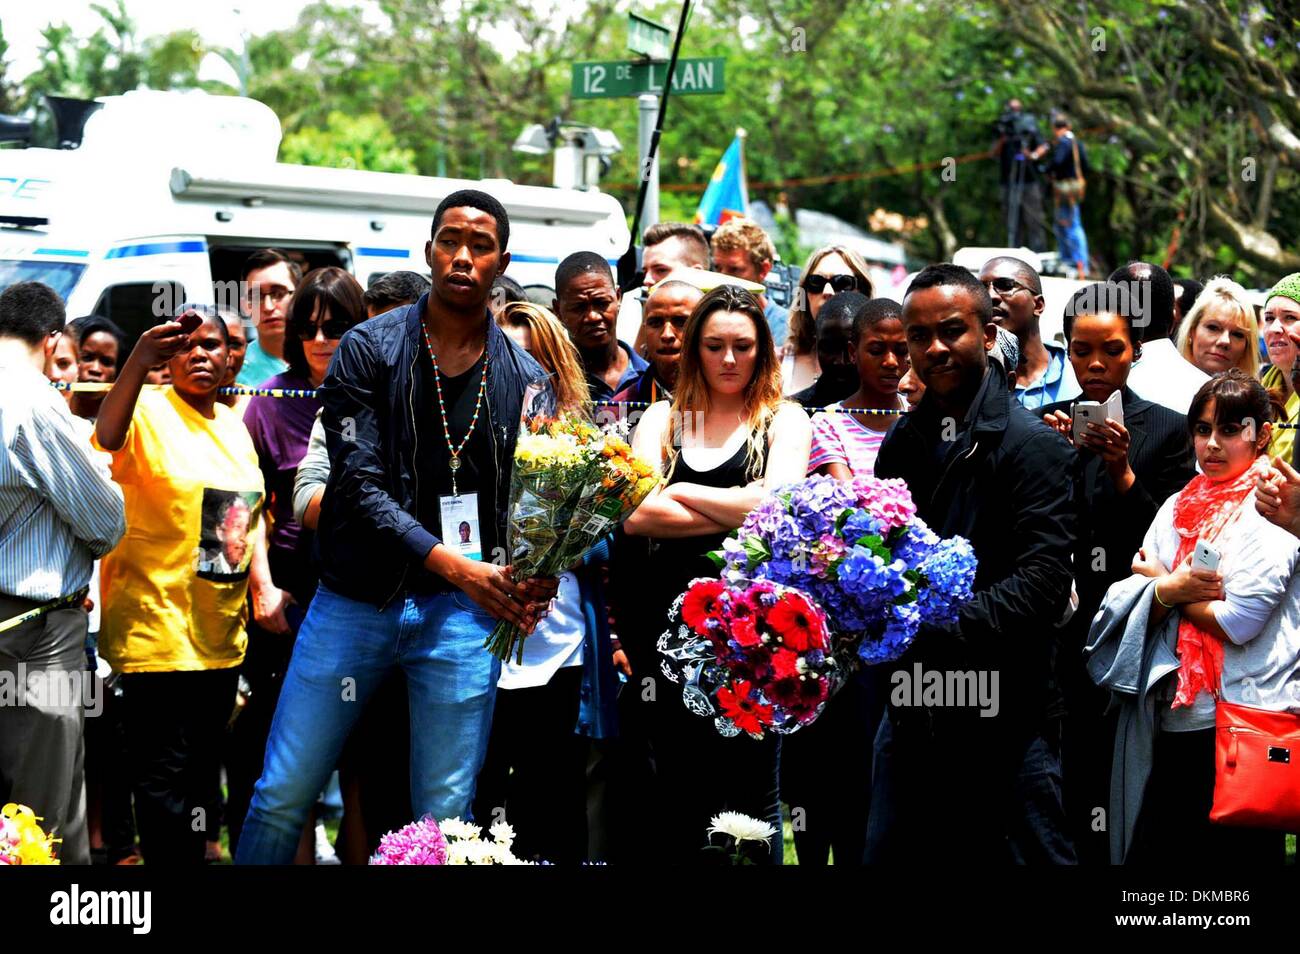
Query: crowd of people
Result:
<box><xmin>3</xmin><ymin>185</ymin><xmax>1300</xmax><ymax>867</ymax></box>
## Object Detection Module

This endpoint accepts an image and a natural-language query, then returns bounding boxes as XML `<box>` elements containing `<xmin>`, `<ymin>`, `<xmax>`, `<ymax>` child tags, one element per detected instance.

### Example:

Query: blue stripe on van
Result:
<box><xmin>106</xmin><ymin>240</ymin><xmax>207</xmax><ymax>259</ymax></box>
<box><xmin>356</xmin><ymin>246</ymin><xmax>410</xmax><ymax>258</ymax></box>
<box><xmin>506</xmin><ymin>253</ymin><xmax>620</xmax><ymax>266</ymax></box>
<box><xmin>34</xmin><ymin>248</ymin><xmax>90</xmax><ymax>258</ymax></box>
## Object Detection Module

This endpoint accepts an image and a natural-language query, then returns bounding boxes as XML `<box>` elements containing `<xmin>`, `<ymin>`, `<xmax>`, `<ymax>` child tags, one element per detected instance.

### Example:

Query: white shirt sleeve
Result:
<box><xmin>292</xmin><ymin>411</ymin><xmax>330</xmax><ymax>526</ymax></box>
<box><xmin>1211</xmin><ymin>506</ymin><xmax>1300</xmax><ymax>645</ymax></box>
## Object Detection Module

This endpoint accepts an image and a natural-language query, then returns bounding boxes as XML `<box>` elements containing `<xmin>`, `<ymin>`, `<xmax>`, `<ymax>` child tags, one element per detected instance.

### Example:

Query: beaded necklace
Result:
<box><xmin>421</xmin><ymin>320</ymin><xmax>488</xmax><ymax>496</ymax></box>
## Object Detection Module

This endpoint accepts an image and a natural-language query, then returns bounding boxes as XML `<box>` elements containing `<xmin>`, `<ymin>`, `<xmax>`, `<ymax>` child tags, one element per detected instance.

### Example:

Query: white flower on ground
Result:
<box><xmin>439</xmin><ymin>817</ymin><xmax>482</xmax><ymax>841</ymax></box>
<box><xmin>489</xmin><ymin>820</ymin><xmax>515</xmax><ymax>847</ymax></box>
<box><xmin>708</xmin><ymin>811</ymin><xmax>776</xmax><ymax>845</ymax></box>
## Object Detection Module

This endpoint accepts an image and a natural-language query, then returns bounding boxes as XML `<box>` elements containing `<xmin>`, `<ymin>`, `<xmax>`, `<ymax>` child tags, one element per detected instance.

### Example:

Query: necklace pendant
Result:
<box><xmin>449</xmin><ymin>456</ymin><xmax>462</xmax><ymax>472</ymax></box>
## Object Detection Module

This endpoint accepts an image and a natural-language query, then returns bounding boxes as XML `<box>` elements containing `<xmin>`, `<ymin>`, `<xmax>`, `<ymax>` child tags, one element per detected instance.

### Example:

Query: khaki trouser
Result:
<box><xmin>0</xmin><ymin>593</ymin><xmax>90</xmax><ymax>865</ymax></box>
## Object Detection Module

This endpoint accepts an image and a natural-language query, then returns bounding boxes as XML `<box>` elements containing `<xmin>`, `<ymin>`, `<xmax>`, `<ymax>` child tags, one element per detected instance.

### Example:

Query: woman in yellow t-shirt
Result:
<box><xmin>1261</xmin><ymin>274</ymin><xmax>1300</xmax><ymax>465</ymax></box>
<box><xmin>93</xmin><ymin>304</ymin><xmax>287</xmax><ymax>866</ymax></box>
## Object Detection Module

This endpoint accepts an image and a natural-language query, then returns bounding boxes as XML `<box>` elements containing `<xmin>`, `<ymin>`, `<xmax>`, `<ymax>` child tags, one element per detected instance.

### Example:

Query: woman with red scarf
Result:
<box><xmin>1124</xmin><ymin>369</ymin><xmax>1300</xmax><ymax>863</ymax></box>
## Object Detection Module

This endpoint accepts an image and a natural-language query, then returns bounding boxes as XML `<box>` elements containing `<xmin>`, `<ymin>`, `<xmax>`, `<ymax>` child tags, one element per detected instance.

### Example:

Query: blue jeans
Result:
<box><xmin>1054</xmin><ymin>199</ymin><xmax>1089</xmax><ymax>270</ymax></box>
<box><xmin>235</xmin><ymin>583</ymin><xmax>499</xmax><ymax>864</ymax></box>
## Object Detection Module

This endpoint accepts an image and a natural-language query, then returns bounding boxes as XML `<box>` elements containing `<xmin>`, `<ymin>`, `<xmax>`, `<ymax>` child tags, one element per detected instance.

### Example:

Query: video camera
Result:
<box><xmin>995</xmin><ymin>109</ymin><xmax>1041</xmax><ymax>157</ymax></box>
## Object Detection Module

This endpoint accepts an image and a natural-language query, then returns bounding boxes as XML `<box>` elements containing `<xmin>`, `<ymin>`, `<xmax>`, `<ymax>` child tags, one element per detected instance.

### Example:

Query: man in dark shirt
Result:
<box><xmin>1047</xmin><ymin>114</ymin><xmax>1092</xmax><ymax>280</ymax></box>
<box><xmin>993</xmin><ymin>98</ymin><xmax>1047</xmax><ymax>251</ymax></box>
<box><xmin>554</xmin><ymin>251</ymin><xmax>647</xmax><ymax>403</ymax></box>
<box><xmin>870</xmin><ymin>264</ymin><xmax>1077</xmax><ymax>864</ymax></box>
<box><xmin>237</xmin><ymin>190</ymin><xmax>557</xmax><ymax>864</ymax></box>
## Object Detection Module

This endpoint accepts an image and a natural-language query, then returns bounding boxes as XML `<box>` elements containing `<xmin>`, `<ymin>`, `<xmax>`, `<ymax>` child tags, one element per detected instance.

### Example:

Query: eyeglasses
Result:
<box><xmin>254</xmin><ymin>286</ymin><xmax>294</xmax><ymax>304</ymax></box>
<box><xmin>805</xmin><ymin>274</ymin><xmax>863</xmax><ymax>295</ymax></box>
<box><xmin>293</xmin><ymin>317</ymin><xmax>350</xmax><ymax>341</ymax></box>
<box><xmin>982</xmin><ymin>276</ymin><xmax>1035</xmax><ymax>296</ymax></box>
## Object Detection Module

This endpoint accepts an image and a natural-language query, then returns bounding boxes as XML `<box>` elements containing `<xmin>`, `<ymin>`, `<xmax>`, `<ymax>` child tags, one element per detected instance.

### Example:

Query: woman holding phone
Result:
<box><xmin>93</xmin><ymin>304</ymin><xmax>280</xmax><ymax>865</ymax></box>
<box><xmin>1039</xmin><ymin>282</ymin><xmax>1198</xmax><ymax>864</ymax></box>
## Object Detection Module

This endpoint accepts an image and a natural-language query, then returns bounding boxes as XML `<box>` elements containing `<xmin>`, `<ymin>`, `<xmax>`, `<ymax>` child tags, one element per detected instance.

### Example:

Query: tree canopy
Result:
<box><xmin>3</xmin><ymin>0</ymin><xmax>1296</xmax><ymax>281</ymax></box>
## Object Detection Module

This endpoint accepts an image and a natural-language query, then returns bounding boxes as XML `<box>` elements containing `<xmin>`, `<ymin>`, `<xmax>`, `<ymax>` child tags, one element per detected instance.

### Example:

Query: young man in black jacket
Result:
<box><xmin>237</xmin><ymin>190</ymin><xmax>557</xmax><ymax>864</ymax></box>
<box><xmin>867</xmin><ymin>264</ymin><xmax>1077</xmax><ymax>863</ymax></box>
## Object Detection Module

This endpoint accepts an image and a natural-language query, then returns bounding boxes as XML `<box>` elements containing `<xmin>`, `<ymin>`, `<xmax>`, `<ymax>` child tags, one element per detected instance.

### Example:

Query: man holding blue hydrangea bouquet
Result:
<box><xmin>870</xmin><ymin>264</ymin><xmax>1077</xmax><ymax>864</ymax></box>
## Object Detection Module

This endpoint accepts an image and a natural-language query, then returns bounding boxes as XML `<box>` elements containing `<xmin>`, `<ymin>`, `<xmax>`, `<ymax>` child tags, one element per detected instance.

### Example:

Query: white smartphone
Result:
<box><xmin>1191</xmin><ymin>539</ymin><xmax>1221</xmax><ymax>573</ymax></box>
<box><xmin>1071</xmin><ymin>389</ymin><xmax>1124</xmax><ymax>444</ymax></box>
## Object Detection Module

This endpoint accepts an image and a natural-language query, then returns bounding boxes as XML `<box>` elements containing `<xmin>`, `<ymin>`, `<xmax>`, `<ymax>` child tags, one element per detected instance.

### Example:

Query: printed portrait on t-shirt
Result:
<box><xmin>195</xmin><ymin>489</ymin><xmax>263</xmax><ymax>581</ymax></box>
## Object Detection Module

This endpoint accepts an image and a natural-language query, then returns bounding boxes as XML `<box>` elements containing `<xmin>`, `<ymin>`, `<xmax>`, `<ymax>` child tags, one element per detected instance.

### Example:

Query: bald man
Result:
<box><xmin>611</xmin><ymin>278</ymin><xmax>703</xmax><ymax>408</ymax></box>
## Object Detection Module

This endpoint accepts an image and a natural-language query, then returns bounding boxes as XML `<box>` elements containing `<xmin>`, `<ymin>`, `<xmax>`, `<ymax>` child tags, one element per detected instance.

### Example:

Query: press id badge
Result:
<box><xmin>439</xmin><ymin>493</ymin><xmax>483</xmax><ymax>561</ymax></box>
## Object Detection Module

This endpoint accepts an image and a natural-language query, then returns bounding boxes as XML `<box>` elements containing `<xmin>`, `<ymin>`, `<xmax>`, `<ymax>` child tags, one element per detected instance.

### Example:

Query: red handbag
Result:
<box><xmin>1209</xmin><ymin>700</ymin><xmax>1300</xmax><ymax>829</ymax></box>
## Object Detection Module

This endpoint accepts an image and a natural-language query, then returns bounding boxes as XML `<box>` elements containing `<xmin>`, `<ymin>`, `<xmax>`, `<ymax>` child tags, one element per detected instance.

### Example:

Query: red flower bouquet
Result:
<box><xmin>659</xmin><ymin>578</ymin><xmax>843</xmax><ymax>739</ymax></box>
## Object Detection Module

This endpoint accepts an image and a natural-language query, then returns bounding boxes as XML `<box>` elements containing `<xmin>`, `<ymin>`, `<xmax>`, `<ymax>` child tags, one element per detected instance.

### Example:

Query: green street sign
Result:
<box><xmin>571</xmin><ymin>57</ymin><xmax>725</xmax><ymax>99</ymax></box>
<box><xmin>628</xmin><ymin>13</ymin><xmax>672</xmax><ymax>60</ymax></box>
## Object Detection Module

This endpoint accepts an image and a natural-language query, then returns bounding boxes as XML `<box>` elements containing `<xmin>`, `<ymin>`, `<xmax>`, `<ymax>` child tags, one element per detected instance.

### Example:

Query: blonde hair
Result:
<box><xmin>497</xmin><ymin>302</ymin><xmax>590</xmax><ymax>413</ymax></box>
<box><xmin>1175</xmin><ymin>276</ymin><xmax>1260</xmax><ymax>378</ymax></box>
<box><xmin>787</xmin><ymin>245</ymin><xmax>874</xmax><ymax>355</ymax></box>
<box><xmin>662</xmin><ymin>285</ymin><xmax>786</xmax><ymax>483</ymax></box>
<box><xmin>710</xmin><ymin>217</ymin><xmax>776</xmax><ymax>271</ymax></box>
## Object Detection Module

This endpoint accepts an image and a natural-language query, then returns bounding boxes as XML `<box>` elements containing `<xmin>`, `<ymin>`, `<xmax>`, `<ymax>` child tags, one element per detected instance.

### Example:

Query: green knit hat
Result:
<box><xmin>1267</xmin><ymin>272</ymin><xmax>1300</xmax><ymax>307</ymax></box>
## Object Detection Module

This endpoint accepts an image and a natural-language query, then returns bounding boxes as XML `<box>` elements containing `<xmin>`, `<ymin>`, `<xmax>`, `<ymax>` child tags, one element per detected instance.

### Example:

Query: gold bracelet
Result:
<box><xmin>1153</xmin><ymin>581</ymin><xmax>1174</xmax><ymax>609</ymax></box>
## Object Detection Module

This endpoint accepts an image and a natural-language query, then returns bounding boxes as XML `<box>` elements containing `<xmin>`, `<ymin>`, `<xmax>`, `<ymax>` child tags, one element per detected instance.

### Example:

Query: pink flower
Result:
<box><xmin>370</xmin><ymin>817</ymin><xmax>449</xmax><ymax>865</ymax></box>
<box><xmin>851</xmin><ymin>477</ymin><xmax>918</xmax><ymax>533</ymax></box>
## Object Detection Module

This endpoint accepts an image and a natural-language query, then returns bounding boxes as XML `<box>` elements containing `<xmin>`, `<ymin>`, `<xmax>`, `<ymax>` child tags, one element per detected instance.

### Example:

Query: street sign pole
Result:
<box><xmin>637</xmin><ymin>93</ymin><xmax>660</xmax><ymax>231</ymax></box>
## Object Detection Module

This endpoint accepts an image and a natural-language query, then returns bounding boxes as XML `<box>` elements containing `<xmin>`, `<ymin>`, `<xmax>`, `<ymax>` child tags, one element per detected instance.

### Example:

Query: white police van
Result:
<box><xmin>0</xmin><ymin>90</ymin><xmax>629</xmax><ymax>345</ymax></box>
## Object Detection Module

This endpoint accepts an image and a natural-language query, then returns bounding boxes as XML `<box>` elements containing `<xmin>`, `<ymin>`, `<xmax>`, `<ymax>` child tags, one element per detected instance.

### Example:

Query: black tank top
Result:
<box><xmin>611</xmin><ymin>424</ymin><xmax>771</xmax><ymax>658</ymax></box>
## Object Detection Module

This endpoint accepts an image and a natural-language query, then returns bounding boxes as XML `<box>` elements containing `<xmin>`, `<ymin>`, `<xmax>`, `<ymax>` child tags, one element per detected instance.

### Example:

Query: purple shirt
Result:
<box><xmin>242</xmin><ymin>372</ymin><xmax>321</xmax><ymax>564</ymax></box>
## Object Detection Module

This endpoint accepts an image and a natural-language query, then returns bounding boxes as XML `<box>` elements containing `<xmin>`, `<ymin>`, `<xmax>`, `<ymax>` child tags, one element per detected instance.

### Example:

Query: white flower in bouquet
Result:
<box><xmin>708</xmin><ymin>812</ymin><xmax>777</xmax><ymax>846</ymax></box>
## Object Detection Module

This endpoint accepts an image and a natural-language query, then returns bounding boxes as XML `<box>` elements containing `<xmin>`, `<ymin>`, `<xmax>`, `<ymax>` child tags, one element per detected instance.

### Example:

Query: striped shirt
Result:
<box><xmin>0</xmin><ymin>360</ymin><xmax>125</xmax><ymax>601</ymax></box>
<box><xmin>807</xmin><ymin>400</ymin><xmax>903</xmax><ymax>478</ymax></box>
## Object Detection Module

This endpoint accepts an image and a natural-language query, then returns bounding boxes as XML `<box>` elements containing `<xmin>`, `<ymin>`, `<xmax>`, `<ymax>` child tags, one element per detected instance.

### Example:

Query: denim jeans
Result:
<box><xmin>235</xmin><ymin>583</ymin><xmax>499</xmax><ymax>864</ymax></box>
<box><xmin>1053</xmin><ymin>199</ymin><xmax>1089</xmax><ymax>269</ymax></box>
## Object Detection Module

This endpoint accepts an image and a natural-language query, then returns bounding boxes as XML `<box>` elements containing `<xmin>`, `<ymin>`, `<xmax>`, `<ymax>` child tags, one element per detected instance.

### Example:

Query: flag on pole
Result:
<box><xmin>694</xmin><ymin>129</ymin><xmax>748</xmax><ymax>226</ymax></box>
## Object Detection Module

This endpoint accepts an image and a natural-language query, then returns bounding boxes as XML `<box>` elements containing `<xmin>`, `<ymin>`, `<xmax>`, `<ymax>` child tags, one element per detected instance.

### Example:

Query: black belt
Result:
<box><xmin>0</xmin><ymin>587</ymin><xmax>89</xmax><ymax>634</ymax></box>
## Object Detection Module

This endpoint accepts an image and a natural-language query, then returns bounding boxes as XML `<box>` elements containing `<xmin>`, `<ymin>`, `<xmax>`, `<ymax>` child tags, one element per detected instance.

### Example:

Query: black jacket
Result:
<box><xmin>1040</xmin><ymin>388</ymin><xmax>1195</xmax><ymax>702</ymax></box>
<box><xmin>314</xmin><ymin>294</ymin><xmax>546</xmax><ymax>608</ymax></box>
<box><xmin>1041</xmin><ymin>388</ymin><xmax>1193</xmax><ymax>613</ymax></box>
<box><xmin>874</xmin><ymin>366</ymin><xmax>1077</xmax><ymax>741</ymax></box>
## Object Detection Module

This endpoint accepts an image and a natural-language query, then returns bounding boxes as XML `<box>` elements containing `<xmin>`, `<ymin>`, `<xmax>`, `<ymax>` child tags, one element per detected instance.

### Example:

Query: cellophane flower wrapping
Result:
<box><xmin>713</xmin><ymin>474</ymin><xmax>977</xmax><ymax>666</ymax></box>
<box><xmin>658</xmin><ymin>577</ymin><xmax>844</xmax><ymax>739</ymax></box>
<box><xmin>0</xmin><ymin>803</ymin><xmax>60</xmax><ymax>865</ymax></box>
<box><xmin>484</xmin><ymin>383</ymin><xmax>661</xmax><ymax>663</ymax></box>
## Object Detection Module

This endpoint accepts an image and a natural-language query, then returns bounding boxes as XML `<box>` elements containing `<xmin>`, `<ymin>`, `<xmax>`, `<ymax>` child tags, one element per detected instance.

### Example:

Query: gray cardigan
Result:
<box><xmin>1084</xmin><ymin>574</ymin><xmax>1180</xmax><ymax>864</ymax></box>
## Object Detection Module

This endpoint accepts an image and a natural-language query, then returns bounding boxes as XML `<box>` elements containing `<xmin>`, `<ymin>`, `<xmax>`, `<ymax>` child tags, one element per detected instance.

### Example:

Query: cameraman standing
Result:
<box><xmin>993</xmin><ymin>99</ymin><xmax>1048</xmax><ymax>252</ymax></box>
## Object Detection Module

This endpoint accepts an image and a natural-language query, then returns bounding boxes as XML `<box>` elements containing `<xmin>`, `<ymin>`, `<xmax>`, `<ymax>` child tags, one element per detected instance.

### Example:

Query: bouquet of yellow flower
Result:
<box><xmin>485</xmin><ymin>386</ymin><xmax>660</xmax><ymax>663</ymax></box>
<box><xmin>0</xmin><ymin>803</ymin><xmax>61</xmax><ymax>865</ymax></box>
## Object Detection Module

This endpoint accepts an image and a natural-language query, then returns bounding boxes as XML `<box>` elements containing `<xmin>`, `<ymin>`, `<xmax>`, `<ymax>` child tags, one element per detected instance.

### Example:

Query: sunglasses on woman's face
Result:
<box><xmin>805</xmin><ymin>274</ymin><xmax>862</xmax><ymax>295</ymax></box>
<box><xmin>293</xmin><ymin>317</ymin><xmax>350</xmax><ymax>341</ymax></box>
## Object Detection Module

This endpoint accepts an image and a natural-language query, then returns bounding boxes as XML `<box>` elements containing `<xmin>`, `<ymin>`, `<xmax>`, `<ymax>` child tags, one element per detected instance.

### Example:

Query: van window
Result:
<box><xmin>0</xmin><ymin>259</ymin><xmax>87</xmax><ymax>300</ymax></box>
<box><xmin>92</xmin><ymin>281</ymin><xmax>186</xmax><ymax>349</ymax></box>
<box><xmin>207</xmin><ymin>243</ymin><xmax>351</xmax><ymax>304</ymax></box>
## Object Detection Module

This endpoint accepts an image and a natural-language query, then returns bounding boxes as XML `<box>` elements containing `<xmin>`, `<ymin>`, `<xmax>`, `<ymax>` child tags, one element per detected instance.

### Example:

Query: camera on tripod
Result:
<box><xmin>996</xmin><ymin>110</ymin><xmax>1040</xmax><ymax>159</ymax></box>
